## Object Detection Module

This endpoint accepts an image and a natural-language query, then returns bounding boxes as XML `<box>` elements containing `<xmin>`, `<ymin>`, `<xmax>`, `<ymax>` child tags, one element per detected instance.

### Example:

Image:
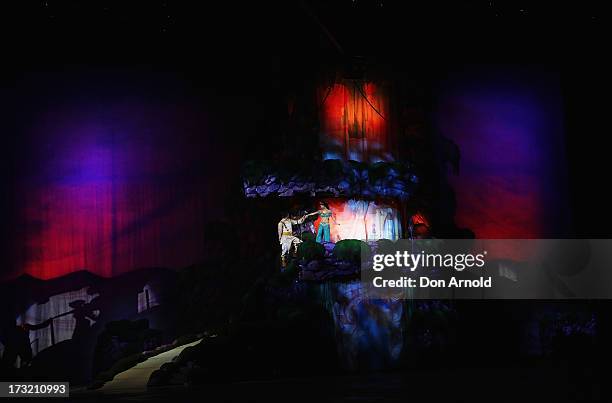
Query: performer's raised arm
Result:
<box><xmin>293</xmin><ymin>215</ymin><xmax>307</xmax><ymax>224</ymax></box>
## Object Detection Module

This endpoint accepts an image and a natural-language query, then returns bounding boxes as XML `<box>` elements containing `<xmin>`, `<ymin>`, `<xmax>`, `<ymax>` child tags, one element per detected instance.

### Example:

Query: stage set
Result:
<box><xmin>0</xmin><ymin>1</ymin><xmax>609</xmax><ymax>402</ymax></box>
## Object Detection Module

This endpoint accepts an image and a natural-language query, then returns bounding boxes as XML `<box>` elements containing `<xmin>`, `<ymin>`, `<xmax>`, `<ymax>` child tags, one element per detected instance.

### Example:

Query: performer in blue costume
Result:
<box><xmin>306</xmin><ymin>201</ymin><xmax>338</xmax><ymax>243</ymax></box>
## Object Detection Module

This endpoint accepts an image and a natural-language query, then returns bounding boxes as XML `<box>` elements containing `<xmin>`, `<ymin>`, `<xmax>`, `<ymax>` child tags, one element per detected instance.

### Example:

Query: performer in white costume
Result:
<box><xmin>278</xmin><ymin>212</ymin><xmax>308</xmax><ymax>267</ymax></box>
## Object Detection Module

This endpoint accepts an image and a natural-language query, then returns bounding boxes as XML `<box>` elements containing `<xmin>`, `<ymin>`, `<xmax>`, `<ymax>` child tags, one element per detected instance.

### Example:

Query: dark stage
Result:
<box><xmin>1</xmin><ymin>1</ymin><xmax>610</xmax><ymax>402</ymax></box>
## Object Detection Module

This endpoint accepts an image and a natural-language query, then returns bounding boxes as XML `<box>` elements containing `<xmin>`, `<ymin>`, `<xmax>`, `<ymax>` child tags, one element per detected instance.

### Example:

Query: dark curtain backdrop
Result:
<box><xmin>5</xmin><ymin>71</ymin><xmax>249</xmax><ymax>280</ymax></box>
<box><xmin>433</xmin><ymin>67</ymin><xmax>571</xmax><ymax>247</ymax></box>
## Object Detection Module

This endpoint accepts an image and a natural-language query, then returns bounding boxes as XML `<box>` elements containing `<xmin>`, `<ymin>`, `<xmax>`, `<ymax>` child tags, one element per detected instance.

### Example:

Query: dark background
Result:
<box><xmin>1</xmin><ymin>0</ymin><xmax>610</xmax><ymax>279</ymax></box>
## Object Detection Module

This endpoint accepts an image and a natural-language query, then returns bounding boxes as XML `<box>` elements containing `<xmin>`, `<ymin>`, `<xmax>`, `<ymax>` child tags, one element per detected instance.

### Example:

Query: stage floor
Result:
<box><xmin>68</xmin><ymin>363</ymin><xmax>600</xmax><ymax>402</ymax></box>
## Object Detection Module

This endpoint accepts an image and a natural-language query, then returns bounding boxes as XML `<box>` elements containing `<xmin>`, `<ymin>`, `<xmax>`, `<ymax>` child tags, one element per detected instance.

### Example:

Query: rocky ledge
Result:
<box><xmin>242</xmin><ymin>159</ymin><xmax>418</xmax><ymax>199</ymax></box>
